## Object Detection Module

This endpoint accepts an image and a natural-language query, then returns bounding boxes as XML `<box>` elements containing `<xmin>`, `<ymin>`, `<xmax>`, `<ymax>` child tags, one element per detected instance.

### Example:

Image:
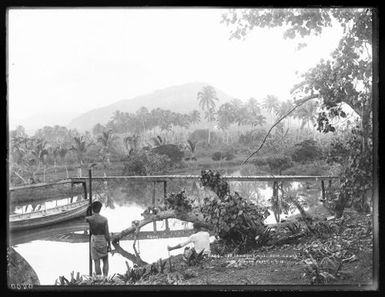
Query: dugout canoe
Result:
<box><xmin>10</xmin><ymin>200</ymin><xmax>90</xmax><ymax>231</ymax></box>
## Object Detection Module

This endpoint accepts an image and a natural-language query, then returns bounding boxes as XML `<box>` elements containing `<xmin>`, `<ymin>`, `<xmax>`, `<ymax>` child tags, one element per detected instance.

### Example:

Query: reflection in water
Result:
<box><xmin>11</xmin><ymin>174</ymin><xmax>325</xmax><ymax>285</ymax></box>
<box><xmin>11</xmin><ymin>203</ymin><xmax>197</xmax><ymax>285</ymax></box>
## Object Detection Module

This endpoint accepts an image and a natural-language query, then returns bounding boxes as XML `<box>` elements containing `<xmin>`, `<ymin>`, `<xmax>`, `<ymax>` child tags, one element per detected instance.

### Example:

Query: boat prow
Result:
<box><xmin>10</xmin><ymin>200</ymin><xmax>90</xmax><ymax>231</ymax></box>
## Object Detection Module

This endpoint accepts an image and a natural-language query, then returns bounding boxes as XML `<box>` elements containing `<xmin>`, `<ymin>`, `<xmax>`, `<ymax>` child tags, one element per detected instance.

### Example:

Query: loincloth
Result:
<box><xmin>91</xmin><ymin>235</ymin><xmax>108</xmax><ymax>260</ymax></box>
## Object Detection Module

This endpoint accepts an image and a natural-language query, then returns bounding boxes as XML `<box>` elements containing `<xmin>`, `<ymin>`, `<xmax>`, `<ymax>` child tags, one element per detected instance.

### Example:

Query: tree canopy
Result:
<box><xmin>222</xmin><ymin>8</ymin><xmax>373</xmax><ymax>135</ymax></box>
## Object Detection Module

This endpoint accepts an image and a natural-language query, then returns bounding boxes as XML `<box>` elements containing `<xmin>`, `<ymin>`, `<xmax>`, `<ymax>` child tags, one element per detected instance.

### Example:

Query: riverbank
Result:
<box><xmin>53</xmin><ymin>210</ymin><xmax>374</xmax><ymax>287</ymax></box>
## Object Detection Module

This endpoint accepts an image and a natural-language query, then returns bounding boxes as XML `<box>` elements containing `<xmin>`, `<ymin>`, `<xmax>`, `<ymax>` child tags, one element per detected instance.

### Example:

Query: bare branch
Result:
<box><xmin>109</xmin><ymin>209</ymin><xmax>210</xmax><ymax>266</ymax></box>
<box><xmin>111</xmin><ymin>209</ymin><xmax>209</xmax><ymax>242</ymax></box>
<box><xmin>111</xmin><ymin>241</ymin><xmax>148</xmax><ymax>266</ymax></box>
<box><xmin>241</xmin><ymin>94</ymin><xmax>319</xmax><ymax>165</ymax></box>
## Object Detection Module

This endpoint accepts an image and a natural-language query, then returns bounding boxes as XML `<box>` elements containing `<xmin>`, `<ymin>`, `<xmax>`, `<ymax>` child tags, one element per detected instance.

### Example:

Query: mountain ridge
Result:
<box><xmin>68</xmin><ymin>82</ymin><xmax>234</xmax><ymax>132</ymax></box>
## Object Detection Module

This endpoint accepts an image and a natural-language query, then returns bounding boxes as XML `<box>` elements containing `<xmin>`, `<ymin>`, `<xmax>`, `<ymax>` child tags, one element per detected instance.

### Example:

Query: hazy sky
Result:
<box><xmin>8</xmin><ymin>8</ymin><xmax>343</xmax><ymax>122</ymax></box>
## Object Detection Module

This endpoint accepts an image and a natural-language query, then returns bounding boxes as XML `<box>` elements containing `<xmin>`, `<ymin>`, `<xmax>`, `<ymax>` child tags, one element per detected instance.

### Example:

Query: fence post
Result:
<box><xmin>273</xmin><ymin>181</ymin><xmax>280</xmax><ymax>223</ymax></box>
<box><xmin>278</xmin><ymin>181</ymin><xmax>282</xmax><ymax>221</ymax></box>
<box><xmin>88</xmin><ymin>163</ymin><xmax>96</xmax><ymax>277</ymax></box>
<box><xmin>70</xmin><ymin>181</ymin><xmax>74</xmax><ymax>203</ymax></box>
<box><xmin>321</xmin><ymin>180</ymin><xmax>326</xmax><ymax>202</ymax></box>
<box><xmin>152</xmin><ymin>181</ymin><xmax>157</xmax><ymax>232</ymax></box>
<box><xmin>164</xmin><ymin>181</ymin><xmax>169</xmax><ymax>232</ymax></box>
<box><xmin>82</xmin><ymin>181</ymin><xmax>88</xmax><ymax>202</ymax></box>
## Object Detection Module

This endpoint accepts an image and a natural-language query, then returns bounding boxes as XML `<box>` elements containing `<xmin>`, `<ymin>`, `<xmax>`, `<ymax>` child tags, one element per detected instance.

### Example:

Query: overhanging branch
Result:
<box><xmin>242</xmin><ymin>94</ymin><xmax>319</xmax><ymax>165</ymax></box>
<box><xmin>111</xmin><ymin>209</ymin><xmax>210</xmax><ymax>242</ymax></box>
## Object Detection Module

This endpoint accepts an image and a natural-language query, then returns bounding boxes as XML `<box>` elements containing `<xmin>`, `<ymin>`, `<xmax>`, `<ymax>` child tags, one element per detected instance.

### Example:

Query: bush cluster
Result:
<box><xmin>151</xmin><ymin>144</ymin><xmax>184</xmax><ymax>163</ymax></box>
<box><xmin>122</xmin><ymin>151</ymin><xmax>172</xmax><ymax>176</ymax></box>
<box><xmin>211</xmin><ymin>151</ymin><xmax>235</xmax><ymax>161</ymax></box>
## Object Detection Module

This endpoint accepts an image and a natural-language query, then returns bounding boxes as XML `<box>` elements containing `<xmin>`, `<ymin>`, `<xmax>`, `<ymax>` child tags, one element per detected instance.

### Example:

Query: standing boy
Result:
<box><xmin>85</xmin><ymin>201</ymin><xmax>111</xmax><ymax>277</ymax></box>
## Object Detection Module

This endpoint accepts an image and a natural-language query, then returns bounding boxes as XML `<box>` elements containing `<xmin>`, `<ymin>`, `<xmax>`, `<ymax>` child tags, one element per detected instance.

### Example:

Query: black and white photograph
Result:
<box><xmin>7</xmin><ymin>7</ymin><xmax>378</xmax><ymax>290</ymax></box>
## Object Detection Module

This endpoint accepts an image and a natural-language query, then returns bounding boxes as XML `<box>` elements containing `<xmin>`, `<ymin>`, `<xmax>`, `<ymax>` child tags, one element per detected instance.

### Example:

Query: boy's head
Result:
<box><xmin>193</xmin><ymin>222</ymin><xmax>206</xmax><ymax>232</ymax></box>
<box><xmin>92</xmin><ymin>201</ymin><xmax>102</xmax><ymax>213</ymax></box>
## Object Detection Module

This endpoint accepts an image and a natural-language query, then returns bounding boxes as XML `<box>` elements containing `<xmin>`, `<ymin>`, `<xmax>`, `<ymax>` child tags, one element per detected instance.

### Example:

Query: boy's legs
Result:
<box><xmin>94</xmin><ymin>259</ymin><xmax>102</xmax><ymax>275</ymax></box>
<box><xmin>102</xmin><ymin>256</ymin><xmax>109</xmax><ymax>276</ymax></box>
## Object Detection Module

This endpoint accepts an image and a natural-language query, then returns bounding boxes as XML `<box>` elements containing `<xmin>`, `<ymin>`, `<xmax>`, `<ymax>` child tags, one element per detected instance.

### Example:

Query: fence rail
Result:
<box><xmin>70</xmin><ymin>175</ymin><xmax>339</xmax><ymax>183</ymax></box>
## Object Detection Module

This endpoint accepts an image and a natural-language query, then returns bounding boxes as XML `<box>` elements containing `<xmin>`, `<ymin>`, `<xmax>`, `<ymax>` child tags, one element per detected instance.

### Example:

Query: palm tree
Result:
<box><xmin>92</xmin><ymin>123</ymin><xmax>106</xmax><ymax>136</ymax></box>
<box><xmin>185</xmin><ymin>139</ymin><xmax>198</xmax><ymax>165</ymax></box>
<box><xmin>136</xmin><ymin>107</ymin><xmax>151</xmax><ymax>134</ymax></box>
<box><xmin>203</xmin><ymin>108</ymin><xmax>217</xmax><ymax>144</ymax></box>
<box><xmin>249</xmin><ymin>114</ymin><xmax>266</xmax><ymax>127</ymax></box>
<box><xmin>186</xmin><ymin>139</ymin><xmax>197</xmax><ymax>156</ymax></box>
<box><xmin>97</xmin><ymin>130</ymin><xmax>118</xmax><ymax>170</ymax></box>
<box><xmin>30</xmin><ymin>139</ymin><xmax>49</xmax><ymax>182</ymax></box>
<box><xmin>70</xmin><ymin>136</ymin><xmax>93</xmax><ymax>177</ymax></box>
<box><xmin>54</xmin><ymin>145</ymin><xmax>69</xmax><ymax>178</ymax></box>
<box><xmin>197</xmin><ymin>85</ymin><xmax>218</xmax><ymax>111</ymax></box>
<box><xmin>189</xmin><ymin>110</ymin><xmax>201</xmax><ymax>125</ymax></box>
<box><xmin>123</xmin><ymin>134</ymin><xmax>140</xmax><ymax>156</ymax></box>
<box><xmin>229</xmin><ymin>99</ymin><xmax>248</xmax><ymax>135</ymax></box>
<box><xmin>197</xmin><ymin>85</ymin><xmax>219</xmax><ymax>144</ymax></box>
<box><xmin>262</xmin><ymin>95</ymin><xmax>280</xmax><ymax>115</ymax></box>
<box><xmin>9</xmin><ymin>132</ymin><xmax>33</xmax><ymax>184</ymax></box>
<box><xmin>246</xmin><ymin>97</ymin><xmax>261</xmax><ymax>114</ymax></box>
<box><xmin>217</xmin><ymin>102</ymin><xmax>235</xmax><ymax>144</ymax></box>
<box><xmin>294</xmin><ymin>100</ymin><xmax>319</xmax><ymax>131</ymax></box>
<box><xmin>10</xmin><ymin>133</ymin><xmax>29</xmax><ymax>165</ymax></box>
<box><xmin>276</xmin><ymin>99</ymin><xmax>295</xmax><ymax>130</ymax></box>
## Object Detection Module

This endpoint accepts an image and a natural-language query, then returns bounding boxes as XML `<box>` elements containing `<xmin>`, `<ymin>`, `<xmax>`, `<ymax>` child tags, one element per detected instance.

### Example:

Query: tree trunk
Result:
<box><xmin>110</xmin><ymin>209</ymin><xmax>211</xmax><ymax>266</ymax></box>
<box><xmin>111</xmin><ymin>209</ymin><xmax>210</xmax><ymax>242</ymax></box>
<box><xmin>111</xmin><ymin>242</ymin><xmax>148</xmax><ymax>266</ymax></box>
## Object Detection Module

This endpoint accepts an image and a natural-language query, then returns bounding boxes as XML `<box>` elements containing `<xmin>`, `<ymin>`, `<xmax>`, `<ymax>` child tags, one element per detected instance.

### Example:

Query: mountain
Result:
<box><xmin>68</xmin><ymin>82</ymin><xmax>234</xmax><ymax>132</ymax></box>
<box><xmin>10</xmin><ymin>112</ymin><xmax>81</xmax><ymax>135</ymax></box>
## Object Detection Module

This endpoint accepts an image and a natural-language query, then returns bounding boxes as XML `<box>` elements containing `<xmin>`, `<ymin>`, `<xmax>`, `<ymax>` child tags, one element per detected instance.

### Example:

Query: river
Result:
<box><xmin>10</xmin><ymin>174</ymin><xmax>325</xmax><ymax>285</ymax></box>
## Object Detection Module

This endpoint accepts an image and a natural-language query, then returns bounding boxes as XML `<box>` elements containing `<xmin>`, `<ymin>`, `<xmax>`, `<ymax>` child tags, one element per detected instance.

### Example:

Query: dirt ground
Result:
<box><xmin>133</xmin><ymin>211</ymin><xmax>375</xmax><ymax>287</ymax></box>
<box><xmin>134</xmin><ymin>247</ymin><xmax>373</xmax><ymax>287</ymax></box>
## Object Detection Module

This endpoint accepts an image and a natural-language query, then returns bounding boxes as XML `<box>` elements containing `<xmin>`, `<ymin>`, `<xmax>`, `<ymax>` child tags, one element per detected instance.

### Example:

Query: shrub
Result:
<box><xmin>189</xmin><ymin>129</ymin><xmax>221</xmax><ymax>146</ymax></box>
<box><xmin>211</xmin><ymin>151</ymin><xmax>223</xmax><ymax>161</ymax></box>
<box><xmin>238</xmin><ymin>129</ymin><xmax>266</xmax><ymax>146</ymax></box>
<box><xmin>284</xmin><ymin>162</ymin><xmax>329</xmax><ymax>176</ymax></box>
<box><xmin>122</xmin><ymin>151</ymin><xmax>173</xmax><ymax>176</ymax></box>
<box><xmin>291</xmin><ymin>139</ymin><xmax>323</xmax><ymax>163</ymax></box>
<box><xmin>252</xmin><ymin>154</ymin><xmax>293</xmax><ymax>175</ymax></box>
<box><xmin>151</xmin><ymin>144</ymin><xmax>184</xmax><ymax>163</ymax></box>
<box><xmin>211</xmin><ymin>151</ymin><xmax>235</xmax><ymax>161</ymax></box>
<box><xmin>224</xmin><ymin>151</ymin><xmax>235</xmax><ymax>161</ymax></box>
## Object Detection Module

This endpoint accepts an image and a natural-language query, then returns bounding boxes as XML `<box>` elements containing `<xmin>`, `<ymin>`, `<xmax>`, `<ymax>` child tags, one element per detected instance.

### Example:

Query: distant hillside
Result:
<box><xmin>10</xmin><ymin>112</ymin><xmax>81</xmax><ymax>135</ymax></box>
<box><xmin>68</xmin><ymin>82</ymin><xmax>234</xmax><ymax>132</ymax></box>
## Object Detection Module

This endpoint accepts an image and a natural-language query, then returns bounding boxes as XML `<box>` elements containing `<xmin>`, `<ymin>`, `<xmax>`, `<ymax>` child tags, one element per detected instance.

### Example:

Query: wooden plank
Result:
<box><xmin>70</xmin><ymin>175</ymin><xmax>339</xmax><ymax>182</ymax></box>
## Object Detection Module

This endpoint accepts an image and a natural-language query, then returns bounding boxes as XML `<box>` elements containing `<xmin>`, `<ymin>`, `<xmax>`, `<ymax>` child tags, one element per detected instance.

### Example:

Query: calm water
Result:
<box><xmin>10</xmin><ymin>176</ymin><xmax>324</xmax><ymax>285</ymax></box>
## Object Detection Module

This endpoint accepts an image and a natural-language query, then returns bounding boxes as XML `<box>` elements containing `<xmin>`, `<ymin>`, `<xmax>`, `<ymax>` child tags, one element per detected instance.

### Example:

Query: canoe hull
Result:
<box><xmin>10</xmin><ymin>200</ymin><xmax>90</xmax><ymax>231</ymax></box>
